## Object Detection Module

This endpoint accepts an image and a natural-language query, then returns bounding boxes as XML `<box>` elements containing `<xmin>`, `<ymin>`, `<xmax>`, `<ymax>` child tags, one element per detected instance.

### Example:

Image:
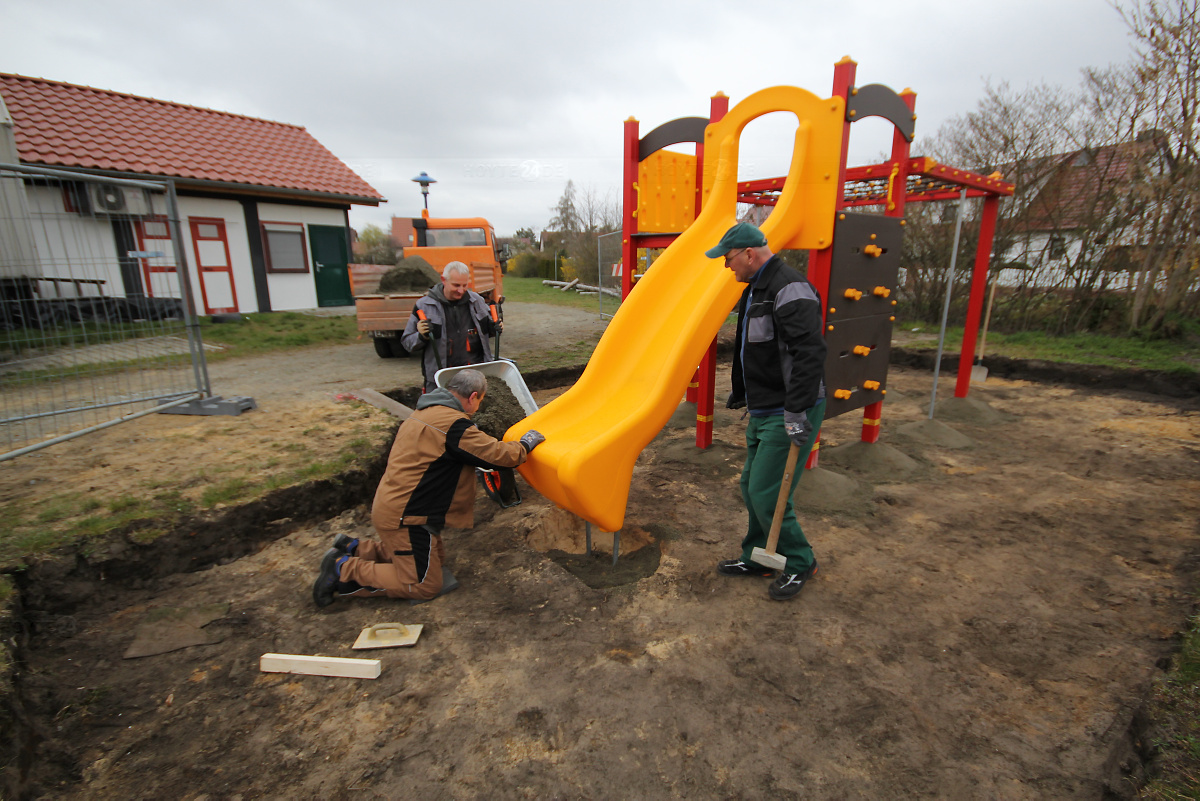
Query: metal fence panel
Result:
<box><xmin>595</xmin><ymin>230</ymin><xmax>623</xmax><ymax>319</ymax></box>
<box><xmin>0</xmin><ymin>165</ymin><xmax>210</xmax><ymax>460</ymax></box>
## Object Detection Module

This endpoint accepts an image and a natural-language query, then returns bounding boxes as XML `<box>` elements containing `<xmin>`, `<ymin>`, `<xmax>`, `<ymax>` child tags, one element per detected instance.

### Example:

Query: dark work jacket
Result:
<box><xmin>729</xmin><ymin>255</ymin><xmax>827</xmax><ymax>414</ymax></box>
<box><xmin>400</xmin><ymin>285</ymin><xmax>497</xmax><ymax>391</ymax></box>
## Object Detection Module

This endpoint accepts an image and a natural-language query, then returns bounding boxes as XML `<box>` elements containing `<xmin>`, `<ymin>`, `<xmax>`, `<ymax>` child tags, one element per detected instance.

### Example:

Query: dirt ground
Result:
<box><xmin>4</xmin><ymin>303</ymin><xmax>1200</xmax><ymax>799</ymax></box>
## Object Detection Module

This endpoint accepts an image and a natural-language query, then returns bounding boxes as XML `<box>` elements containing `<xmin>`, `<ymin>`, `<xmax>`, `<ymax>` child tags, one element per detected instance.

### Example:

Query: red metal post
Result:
<box><xmin>860</xmin><ymin>88</ymin><xmax>916</xmax><ymax>445</ymax></box>
<box><xmin>805</xmin><ymin>58</ymin><xmax>856</xmax><ymax>468</ymax></box>
<box><xmin>954</xmin><ymin>194</ymin><xmax>1000</xmax><ymax>398</ymax></box>
<box><xmin>695</xmin><ymin>92</ymin><xmax>729</xmax><ymax>449</ymax></box>
<box><xmin>806</xmin><ymin>57</ymin><xmax>856</xmax><ymax>304</ymax></box>
<box><xmin>621</xmin><ymin>117</ymin><xmax>640</xmax><ymax>300</ymax></box>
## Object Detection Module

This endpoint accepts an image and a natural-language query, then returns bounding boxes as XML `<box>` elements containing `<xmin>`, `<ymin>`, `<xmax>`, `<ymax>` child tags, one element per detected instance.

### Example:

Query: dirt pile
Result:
<box><xmin>377</xmin><ymin>256</ymin><xmax>440</xmax><ymax>293</ymax></box>
<box><xmin>473</xmin><ymin>375</ymin><xmax>527</xmax><ymax>439</ymax></box>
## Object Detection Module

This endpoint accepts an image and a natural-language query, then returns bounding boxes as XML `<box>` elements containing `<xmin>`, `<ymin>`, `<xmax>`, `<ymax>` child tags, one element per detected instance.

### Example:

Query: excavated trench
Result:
<box><xmin>2</xmin><ymin>356</ymin><xmax>1198</xmax><ymax>797</ymax></box>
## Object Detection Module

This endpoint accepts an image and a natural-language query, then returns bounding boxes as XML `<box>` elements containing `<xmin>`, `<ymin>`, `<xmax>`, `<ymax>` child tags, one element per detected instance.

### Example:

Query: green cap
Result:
<box><xmin>705</xmin><ymin>222</ymin><xmax>768</xmax><ymax>258</ymax></box>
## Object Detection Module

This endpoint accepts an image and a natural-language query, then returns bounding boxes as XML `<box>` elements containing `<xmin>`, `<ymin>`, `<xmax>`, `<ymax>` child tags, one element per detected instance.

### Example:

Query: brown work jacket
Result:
<box><xmin>372</xmin><ymin>389</ymin><xmax>527</xmax><ymax>530</ymax></box>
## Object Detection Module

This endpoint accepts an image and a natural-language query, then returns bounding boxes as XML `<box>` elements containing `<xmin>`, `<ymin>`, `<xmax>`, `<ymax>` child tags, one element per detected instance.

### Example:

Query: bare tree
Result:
<box><xmin>1114</xmin><ymin>0</ymin><xmax>1200</xmax><ymax>334</ymax></box>
<box><xmin>917</xmin><ymin>82</ymin><xmax>1089</xmax><ymax>331</ymax></box>
<box><xmin>546</xmin><ymin>181</ymin><xmax>621</xmax><ymax>281</ymax></box>
<box><xmin>916</xmin><ymin>39</ymin><xmax>1199</xmax><ymax>337</ymax></box>
<box><xmin>548</xmin><ymin>180</ymin><xmax>580</xmax><ymax>234</ymax></box>
<box><xmin>354</xmin><ymin>223</ymin><xmax>399</xmax><ymax>265</ymax></box>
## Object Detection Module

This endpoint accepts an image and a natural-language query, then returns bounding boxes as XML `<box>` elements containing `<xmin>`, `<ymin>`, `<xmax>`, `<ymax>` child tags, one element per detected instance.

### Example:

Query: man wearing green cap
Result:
<box><xmin>706</xmin><ymin>222</ymin><xmax>827</xmax><ymax>600</ymax></box>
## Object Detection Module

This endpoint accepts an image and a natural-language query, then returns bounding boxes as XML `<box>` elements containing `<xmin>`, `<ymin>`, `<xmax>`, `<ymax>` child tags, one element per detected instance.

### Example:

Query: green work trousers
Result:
<box><xmin>739</xmin><ymin>401</ymin><xmax>825</xmax><ymax>574</ymax></box>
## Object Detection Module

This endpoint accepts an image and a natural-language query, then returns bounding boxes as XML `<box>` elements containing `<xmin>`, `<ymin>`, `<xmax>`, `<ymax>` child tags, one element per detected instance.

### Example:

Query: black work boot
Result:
<box><xmin>717</xmin><ymin>558</ymin><xmax>776</xmax><ymax>578</ymax></box>
<box><xmin>312</xmin><ymin>548</ymin><xmax>347</xmax><ymax>608</ymax></box>
<box><xmin>768</xmin><ymin>560</ymin><xmax>819</xmax><ymax>600</ymax></box>
<box><xmin>331</xmin><ymin>533</ymin><xmax>359</xmax><ymax>555</ymax></box>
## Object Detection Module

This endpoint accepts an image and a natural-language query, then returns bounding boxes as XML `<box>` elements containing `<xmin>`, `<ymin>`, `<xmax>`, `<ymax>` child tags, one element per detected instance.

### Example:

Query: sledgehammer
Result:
<box><xmin>750</xmin><ymin>442</ymin><xmax>801</xmax><ymax>571</ymax></box>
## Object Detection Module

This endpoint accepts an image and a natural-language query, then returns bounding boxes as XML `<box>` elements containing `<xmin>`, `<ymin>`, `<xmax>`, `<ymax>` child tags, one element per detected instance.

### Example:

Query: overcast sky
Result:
<box><xmin>4</xmin><ymin>0</ymin><xmax>1135</xmax><ymax>236</ymax></box>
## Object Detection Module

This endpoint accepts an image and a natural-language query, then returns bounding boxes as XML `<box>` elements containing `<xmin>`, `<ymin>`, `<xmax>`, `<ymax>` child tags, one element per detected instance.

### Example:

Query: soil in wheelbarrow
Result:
<box><xmin>474</xmin><ymin>374</ymin><xmax>528</xmax><ymax>439</ymax></box>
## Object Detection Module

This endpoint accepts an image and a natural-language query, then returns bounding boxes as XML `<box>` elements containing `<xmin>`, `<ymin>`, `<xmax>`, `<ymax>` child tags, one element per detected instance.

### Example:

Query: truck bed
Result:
<box><xmin>355</xmin><ymin>294</ymin><xmax>421</xmax><ymax>333</ymax></box>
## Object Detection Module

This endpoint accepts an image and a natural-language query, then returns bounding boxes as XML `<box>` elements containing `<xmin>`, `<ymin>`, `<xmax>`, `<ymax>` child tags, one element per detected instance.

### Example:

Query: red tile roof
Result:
<box><xmin>0</xmin><ymin>73</ymin><xmax>383</xmax><ymax>204</ymax></box>
<box><xmin>1008</xmin><ymin>141</ymin><xmax>1151</xmax><ymax>233</ymax></box>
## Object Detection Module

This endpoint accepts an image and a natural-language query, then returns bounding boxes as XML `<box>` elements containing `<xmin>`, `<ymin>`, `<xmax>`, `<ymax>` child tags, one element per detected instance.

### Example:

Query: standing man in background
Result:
<box><xmin>402</xmin><ymin>261</ymin><xmax>502</xmax><ymax>391</ymax></box>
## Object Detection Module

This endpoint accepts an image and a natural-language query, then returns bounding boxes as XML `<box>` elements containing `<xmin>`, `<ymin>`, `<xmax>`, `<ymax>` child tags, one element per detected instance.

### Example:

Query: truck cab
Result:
<box><xmin>391</xmin><ymin>210</ymin><xmax>508</xmax><ymax>302</ymax></box>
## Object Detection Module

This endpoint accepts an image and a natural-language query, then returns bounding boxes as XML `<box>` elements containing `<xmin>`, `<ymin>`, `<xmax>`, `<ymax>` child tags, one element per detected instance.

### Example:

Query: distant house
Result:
<box><xmin>0</xmin><ymin>73</ymin><xmax>385</xmax><ymax>313</ymax></box>
<box><xmin>996</xmin><ymin>133</ymin><xmax>1167</xmax><ymax>289</ymax></box>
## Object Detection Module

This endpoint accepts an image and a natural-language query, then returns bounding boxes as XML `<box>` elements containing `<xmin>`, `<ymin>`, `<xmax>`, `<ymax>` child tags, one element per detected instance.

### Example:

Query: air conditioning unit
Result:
<box><xmin>88</xmin><ymin>183</ymin><xmax>154</xmax><ymax>217</ymax></box>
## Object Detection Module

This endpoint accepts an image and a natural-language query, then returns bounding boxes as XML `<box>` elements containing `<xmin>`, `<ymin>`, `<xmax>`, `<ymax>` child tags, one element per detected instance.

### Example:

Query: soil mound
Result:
<box><xmin>895</xmin><ymin>418</ymin><xmax>975</xmax><ymax>449</ymax></box>
<box><xmin>929</xmin><ymin>395</ymin><xmax>1016</xmax><ymax>425</ymax></box>
<box><xmin>794</xmin><ymin>466</ymin><xmax>872</xmax><ymax>514</ymax></box>
<box><xmin>522</xmin><ymin>506</ymin><xmax>661</xmax><ymax>588</ymax></box>
<box><xmin>822</xmin><ymin>440</ymin><xmax>923</xmax><ymax>481</ymax></box>
<box><xmin>377</xmin><ymin>256</ymin><xmax>440</xmax><ymax>293</ymax></box>
<box><xmin>474</xmin><ymin>375</ymin><xmax>527</xmax><ymax>439</ymax></box>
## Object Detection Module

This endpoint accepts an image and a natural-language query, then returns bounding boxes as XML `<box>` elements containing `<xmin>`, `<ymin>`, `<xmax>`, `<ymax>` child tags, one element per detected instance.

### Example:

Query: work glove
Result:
<box><xmin>416</xmin><ymin>319</ymin><xmax>432</xmax><ymax>339</ymax></box>
<box><xmin>519</xmin><ymin>429</ymin><xmax>545</xmax><ymax>453</ymax></box>
<box><xmin>784</xmin><ymin>410</ymin><xmax>813</xmax><ymax>447</ymax></box>
<box><xmin>496</xmin><ymin>320</ymin><xmax>504</xmax><ymax>334</ymax></box>
<box><xmin>725</xmin><ymin>392</ymin><xmax>746</xmax><ymax>410</ymax></box>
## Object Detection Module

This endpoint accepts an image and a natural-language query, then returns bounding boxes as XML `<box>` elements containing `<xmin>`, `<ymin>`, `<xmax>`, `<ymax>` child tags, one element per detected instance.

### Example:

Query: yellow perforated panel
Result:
<box><xmin>636</xmin><ymin>150</ymin><xmax>697</xmax><ymax>233</ymax></box>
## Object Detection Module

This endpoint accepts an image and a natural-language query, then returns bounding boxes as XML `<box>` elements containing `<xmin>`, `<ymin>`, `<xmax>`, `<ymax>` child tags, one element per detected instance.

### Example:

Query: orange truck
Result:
<box><xmin>351</xmin><ymin>210</ymin><xmax>509</xmax><ymax>358</ymax></box>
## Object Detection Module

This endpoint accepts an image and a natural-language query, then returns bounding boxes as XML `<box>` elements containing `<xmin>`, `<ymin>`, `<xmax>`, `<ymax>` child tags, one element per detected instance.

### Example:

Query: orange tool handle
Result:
<box><xmin>489</xmin><ymin>304</ymin><xmax>498</xmax><ymax>322</ymax></box>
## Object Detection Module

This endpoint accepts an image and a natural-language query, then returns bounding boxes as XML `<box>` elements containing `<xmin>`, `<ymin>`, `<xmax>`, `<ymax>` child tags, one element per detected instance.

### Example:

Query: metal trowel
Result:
<box><xmin>352</xmin><ymin>622</ymin><xmax>423</xmax><ymax>650</ymax></box>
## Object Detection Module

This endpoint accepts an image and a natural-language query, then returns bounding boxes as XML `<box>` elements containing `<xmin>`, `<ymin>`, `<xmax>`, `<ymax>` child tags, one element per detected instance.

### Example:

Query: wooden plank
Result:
<box><xmin>259</xmin><ymin>653</ymin><xmax>382</xmax><ymax>679</ymax></box>
<box><xmin>353</xmin><ymin>388</ymin><xmax>413</xmax><ymax>420</ymax></box>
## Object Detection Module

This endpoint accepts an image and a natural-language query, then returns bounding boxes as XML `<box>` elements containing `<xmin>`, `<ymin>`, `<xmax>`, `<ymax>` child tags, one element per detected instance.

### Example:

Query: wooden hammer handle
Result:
<box><xmin>764</xmin><ymin>442</ymin><xmax>801</xmax><ymax>556</ymax></box>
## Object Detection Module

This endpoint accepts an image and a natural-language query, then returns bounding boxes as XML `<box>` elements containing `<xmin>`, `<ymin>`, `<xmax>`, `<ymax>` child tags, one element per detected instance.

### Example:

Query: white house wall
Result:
<box><xmin>23</xmin><ymin>183</ymin><xmax>123</xmax><ymax>297</ymax></box>
<box><xmin>998</xmin><ymin>232</ymin><xmax>1138</xmax><ymax>291</ymax></box>
<box><xmin>175</xmin><ymin>196</ymin><xmax>257</xmax><ymax>314</ymax></box>
<box><xmin>255</xmin><ymin>201</ymin><xmax>346</xmax><ymax>312</ymax></box>
<box><xmin>15</xmin><ymin>182</ymin><xmax>353</xmax><ymax>312</ymax></box>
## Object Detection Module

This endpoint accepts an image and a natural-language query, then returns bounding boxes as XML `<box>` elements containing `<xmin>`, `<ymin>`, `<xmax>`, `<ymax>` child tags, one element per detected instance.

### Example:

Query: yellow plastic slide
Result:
<box><xmin>505</xmin><ymin>86</ymin><xmax>846</xmax><ymax>532</ymax></box>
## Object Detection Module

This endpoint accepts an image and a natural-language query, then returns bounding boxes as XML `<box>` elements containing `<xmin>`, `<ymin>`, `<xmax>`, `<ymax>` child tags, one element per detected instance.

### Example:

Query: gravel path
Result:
<box><xmin>207</xmin><ymin>302</ymin><xmax>608</xmax><ymax>405</ymax></box>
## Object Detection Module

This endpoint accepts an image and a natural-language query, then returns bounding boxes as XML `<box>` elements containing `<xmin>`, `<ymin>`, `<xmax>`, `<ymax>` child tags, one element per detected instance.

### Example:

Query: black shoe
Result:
<box><xmin>332</xmin><ymin>533</ymin><xmax>359</xmax><ymax>555</ymax></box>
<box><xmin>717</xmin><ymin>559</ymin><xmax>776</xmax><ymax>578</ymax></box>
<box><xmin>312</xmin><ymin>548</ymin><xmax>346</xmax><ymax>608</ymax></box>
<box><xmin>335</xmin><ymin>579</ymin><xmax>383</xmax><ymax>596</ymax></box>
<box><xmin>768</xmin><ymin>560</ymin><xmax>818</xmax><ymax>600</ymax></box>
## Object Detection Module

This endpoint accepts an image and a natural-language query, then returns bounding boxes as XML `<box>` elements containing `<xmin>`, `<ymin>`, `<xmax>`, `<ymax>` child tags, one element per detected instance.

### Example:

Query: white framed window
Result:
<box><xmin>262</xmin><ymin>221</ymin><xmax>309</xmax><ymax>273</ymax></box>
<box><xmin>1048</xmin><ymin>236</ymin><xmax>1067</xmax><ymax>261</ymax></box>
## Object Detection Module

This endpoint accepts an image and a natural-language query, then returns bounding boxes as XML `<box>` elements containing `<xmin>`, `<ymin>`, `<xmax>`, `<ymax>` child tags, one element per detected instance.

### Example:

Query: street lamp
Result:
<box><xmin>411</xmin><ymin>171</ymin><xmax>437</xmax><ymax>210</ymax></box>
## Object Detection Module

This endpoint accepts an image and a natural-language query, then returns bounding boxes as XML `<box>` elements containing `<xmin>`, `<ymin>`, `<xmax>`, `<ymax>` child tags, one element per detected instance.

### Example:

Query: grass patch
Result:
<box><xmin>1140</xmin><ymin>613</ymin><xmax>1200</xmax><ymax>799</ymax></box>
<box><xmin>0</xmin><ymin>319</ymin><xmax>167</xmax><ymax>354</ymax></box>
<box><xmin>502</xmin><ymin>276</ymin><xmax>623</xmax><ymax>313</ymax></box>
<box><xmin>0</xmin><ymin>310</ymin><xmax>361</xmax><ymax>383</ymax></box>
<box><xmin>35</xmin><ymin>495</ymin><xmax>89</xmax><ymax>524</ymax></box>
<box><xmin>0</xmin><ymin>417</ymin><xmax>389</xmax><ymax>568</ymax></box>
<box><xmin>898</xmin><ymin>322</ymin><xmax>1199</xmax><ymax>376</ymax></box>
<box><xmin>200</xmin><ymin>478</ymin><xmax>253</xmax><ymax>507</ymax></box>
<box><xmin>198</xmin><ymin>312</ymin><xmax>360</xmax><ymax>359</ymax></box>
<box><xmin>515</xmin><ymin>337</ymin><xmax>605</xmax><ymax>372</ymax></box>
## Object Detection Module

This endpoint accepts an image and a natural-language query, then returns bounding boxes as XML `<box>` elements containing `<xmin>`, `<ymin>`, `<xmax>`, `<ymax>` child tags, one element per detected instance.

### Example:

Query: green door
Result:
<box><xmin>309</xmin><ymin>224</ymin><xmax>353</xmax><ymax>307</ymax></box>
